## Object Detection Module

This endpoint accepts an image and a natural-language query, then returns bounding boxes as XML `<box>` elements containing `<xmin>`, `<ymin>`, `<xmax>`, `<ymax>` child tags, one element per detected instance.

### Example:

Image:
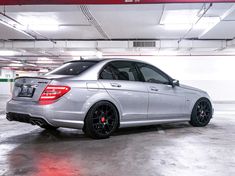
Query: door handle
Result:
<box><xmin>110</xmin><ymin>83</ymin><xmax>122</xmax><ymax>88</ymax></box>
<box><xmin>150</xmin><ymin>86</ymin><xmax>158</xmax><ymax>91</ymax></box>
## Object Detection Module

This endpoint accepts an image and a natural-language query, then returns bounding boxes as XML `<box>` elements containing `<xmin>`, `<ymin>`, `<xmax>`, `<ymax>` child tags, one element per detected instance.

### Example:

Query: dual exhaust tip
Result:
<box><xmin>29</xmin><ymin>119</ymin><xmax>44</xmax><ymax>126</ymax></box>
<box><xmin>6</xmin><ymin>113</ymin><xmax>46</xmax><ymax>127</ymax></box>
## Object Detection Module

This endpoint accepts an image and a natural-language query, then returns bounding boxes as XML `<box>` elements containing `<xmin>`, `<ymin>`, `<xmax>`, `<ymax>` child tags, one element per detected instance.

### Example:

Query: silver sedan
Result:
<box><xmin>6</xmin><ymin>59</ymin><xmax>213</xmax><ymax>139</ymax></box>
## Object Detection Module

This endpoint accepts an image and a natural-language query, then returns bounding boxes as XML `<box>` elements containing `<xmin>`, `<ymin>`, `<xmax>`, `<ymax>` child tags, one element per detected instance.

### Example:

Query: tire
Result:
<box><xmin>189</xmin><ymin>98</ymin><xmax>212</xmax><ymax>127</ymax></box>
<box><xmin>84</xmin><ymin>101</ymin><xmax>119</xmax><ymax>139</ymax></box>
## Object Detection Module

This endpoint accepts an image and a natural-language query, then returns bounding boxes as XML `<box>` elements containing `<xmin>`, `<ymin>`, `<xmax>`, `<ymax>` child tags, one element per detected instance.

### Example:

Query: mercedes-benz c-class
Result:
<box><xmin>6</xmin><ymin>59</ymin><xmax>213</xmax><ymax>139</ymax></box>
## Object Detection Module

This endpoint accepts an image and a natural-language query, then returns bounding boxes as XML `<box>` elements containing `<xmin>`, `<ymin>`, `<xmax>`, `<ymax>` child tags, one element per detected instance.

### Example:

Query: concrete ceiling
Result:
<box><xmin>0</xmin><ymin>3</ymin><xmax>235</xmax><ymax>70</ymax></box>
<box><xmin>0</xmin><ymin>3</ymin><xmax>235</xmax><ymax>40</ymax></box>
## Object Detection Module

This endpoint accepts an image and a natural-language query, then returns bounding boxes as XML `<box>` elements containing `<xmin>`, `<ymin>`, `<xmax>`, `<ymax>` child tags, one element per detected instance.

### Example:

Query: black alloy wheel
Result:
<box><xmin>84</xmin><ymin>101</ymin><xmax>119</xmax><ymax>139</ymax></box>
<box><xmin>190</xmin><ymin>98</ymin><xmax>212</xmax><ymax>127</ymax></box>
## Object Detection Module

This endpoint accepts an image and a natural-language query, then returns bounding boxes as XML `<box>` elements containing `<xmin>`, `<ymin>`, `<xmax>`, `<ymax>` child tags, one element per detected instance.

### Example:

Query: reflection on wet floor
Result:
<box><xmin>0</xmin><ymin>114</ymin><xmax>235</xmax><ymax>176</ymax></box>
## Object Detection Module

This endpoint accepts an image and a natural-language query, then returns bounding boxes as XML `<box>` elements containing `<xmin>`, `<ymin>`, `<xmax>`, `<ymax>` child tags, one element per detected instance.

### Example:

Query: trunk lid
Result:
<box><xmin>12</xmin><ymin>77</ymin><xmax>52</xmax><ymax>102</ymax></box>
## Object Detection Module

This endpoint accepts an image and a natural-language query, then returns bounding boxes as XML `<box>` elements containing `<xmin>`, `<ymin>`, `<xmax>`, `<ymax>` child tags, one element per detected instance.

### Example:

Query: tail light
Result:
<box><xmin>39</xmin><ymin>85</ymin><xmax>71</xmax><ymax>105</ymax></box>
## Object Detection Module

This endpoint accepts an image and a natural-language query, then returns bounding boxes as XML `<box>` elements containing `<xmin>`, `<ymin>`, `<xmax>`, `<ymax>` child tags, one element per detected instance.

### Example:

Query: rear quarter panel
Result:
<box><xmin>50</xmin><ymin>79</ymin><xmax>122</xmax><ymax>123</ymax></box>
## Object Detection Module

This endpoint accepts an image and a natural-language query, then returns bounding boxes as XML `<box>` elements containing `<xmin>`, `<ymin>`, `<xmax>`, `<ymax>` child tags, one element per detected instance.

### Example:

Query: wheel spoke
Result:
<box><xmin>91</xmin><ymin>104</ymin><xmax>117</xmax><ymax>135</ymax></box>
<box><xmin>196</xmin><ymin>100</ymin><xmax>212</xmax><ymax>125</ymax></box>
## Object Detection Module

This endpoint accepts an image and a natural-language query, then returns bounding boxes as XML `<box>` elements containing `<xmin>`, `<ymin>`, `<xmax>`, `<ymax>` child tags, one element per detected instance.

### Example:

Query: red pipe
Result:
<box><xmin>0</xmin><ymin>0</ymin><xmax>235</xmax><ymax>5</ymax></box>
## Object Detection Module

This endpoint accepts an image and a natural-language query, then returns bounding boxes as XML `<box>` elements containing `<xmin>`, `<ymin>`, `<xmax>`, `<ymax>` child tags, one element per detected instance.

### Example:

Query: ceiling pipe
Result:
<box><xmin>80</xmin><ymin>5</ymin><xmax>110</xmax><ymax>40</ymax></box>
<box><xmin>199</xmin><ymin>4</ymin><xmax>235</xmax><ymax>38</ymax></box>
<box><xmin>0</xmin><ymin>11</ymin><xmax>56</xmax><ymax>44</ymax></box>
<box><xmin>0</xmin><ymin>19</ymin><xmax>35</xmax><ymax>39</ymax></box>
<box><xmin>0</xmin><ymin>14</ymin><xmax>36</xmax><ymax>39</ymax></box>
<box><xmin>157</xmin><ymin>4</ymin><xmax>165</xmax><ymax>25</ymax></box>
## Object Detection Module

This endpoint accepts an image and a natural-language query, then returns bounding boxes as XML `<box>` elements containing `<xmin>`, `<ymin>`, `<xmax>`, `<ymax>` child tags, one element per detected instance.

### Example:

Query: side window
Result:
<box><xmin>100</xmin><ymin>65</ymin><xmax>115</xmax><ymax>80</ymax></box>
<box><xmin>137</xmin><ymin>64</ymin><xmax>170</xmax><ymax>84</ymax></box>
<box><xmin>99</xmin><ymin>61</ymin><xmax>140</xmax><ymax>81</ymax></box>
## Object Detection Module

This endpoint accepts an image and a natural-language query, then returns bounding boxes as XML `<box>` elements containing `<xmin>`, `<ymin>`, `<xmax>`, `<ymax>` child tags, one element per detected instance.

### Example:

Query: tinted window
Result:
<box><xmin>100</xmin><ymin>61</ymin><xmax>140</xmax><ymax>81</ymax></box>
<box><xmin>100</xmin><ymin>65</ymin><xmax>115</xmax><ymax>80</ymax></box>
<box><xmin>46</xmin><ymin>61</ymin><xmax>97</xmax><ymax>75</ymax></box>
<box><xmin>137</xmin><ymin>63</ymin><xmax>170</xmax><ymax>84</ymax></box>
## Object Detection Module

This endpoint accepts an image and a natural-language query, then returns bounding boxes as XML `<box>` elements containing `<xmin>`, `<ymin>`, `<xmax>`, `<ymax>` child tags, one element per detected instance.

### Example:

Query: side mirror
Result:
<box><xmin>171</xmin><ymin>79</ymin><xmax>179</xmax><ymax>87</ymax></box>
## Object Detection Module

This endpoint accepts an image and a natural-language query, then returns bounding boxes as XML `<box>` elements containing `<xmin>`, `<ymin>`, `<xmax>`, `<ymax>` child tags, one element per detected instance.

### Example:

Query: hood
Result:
<box><xmin>179</xmin><ymin>84</ymin><xmax>206</xmax><ymax>94</ymax></box>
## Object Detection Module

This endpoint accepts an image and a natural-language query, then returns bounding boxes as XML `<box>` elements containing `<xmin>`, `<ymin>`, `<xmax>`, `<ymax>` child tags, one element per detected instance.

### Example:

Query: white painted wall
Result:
<box><xmin>107</xmin><ymin>56</ymin><xmax>235</xmax><ymax>102</ymax></box>
<box><xmin>1</xmin><ymin>56</ymin><xmax>235</xmax><ymax>101</ymax></box>
<box><xmin>0</xmin><ymin>82</ymin><xmax>13</xmax><ymax>95</ymax></box>
<box><xmin>0</xmin><ymin>69</ymin><xmax>14</xmax><ymax>78</ymax></box>
<box><xmin>15</xmin><ymin>71</ymin><xmax>39</xmax><ymax>77</ymax></box>
<box><xmin>0</xmin><ymin>69</ymin><xmax>39</xmax><ymax>95</ymax></box>
<box><xmin>0</xmin><ymin>69</ymin><xmax>14</xmax><ymax>95</ymax></box>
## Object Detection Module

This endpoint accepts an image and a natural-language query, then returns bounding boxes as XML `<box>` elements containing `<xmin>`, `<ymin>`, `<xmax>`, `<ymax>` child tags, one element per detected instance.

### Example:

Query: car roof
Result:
<box><xmin>66</xmin><ymin>58</ymin><xmax>148</xmax><ymax>64</ymax></box>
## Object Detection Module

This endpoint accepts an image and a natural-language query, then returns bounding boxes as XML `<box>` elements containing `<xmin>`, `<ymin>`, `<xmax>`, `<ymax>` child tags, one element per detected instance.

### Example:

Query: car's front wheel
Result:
<box><xmin>190</xmin><ymin>98</ymin><xmax>212</xmax><ymax>127</ymax></box>
<box><xmin>84</xmin><ymin>101</ymin><xmax>119</xmax><ymax>139</ymax></box>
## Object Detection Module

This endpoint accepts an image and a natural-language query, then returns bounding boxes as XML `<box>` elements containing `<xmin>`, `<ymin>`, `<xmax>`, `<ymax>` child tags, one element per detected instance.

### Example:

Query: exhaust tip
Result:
<box><xmin>6</xmin><ymin>113</ymin><xmax>13</xmax><ymax>121</ymax></box>
<box><xmin>6</xmin><ymin>116</ymin><xmax>12</xmax><ymax>121</ymax></box>
<box><xmin>30</xmin><ymin>119</ymin><xmax>45</xmax><ymax>127</ymax></box>
<box><xmin>29</xmin><ymin>120</ymin><xmax>36</xmax><ymax>125</ymax></box>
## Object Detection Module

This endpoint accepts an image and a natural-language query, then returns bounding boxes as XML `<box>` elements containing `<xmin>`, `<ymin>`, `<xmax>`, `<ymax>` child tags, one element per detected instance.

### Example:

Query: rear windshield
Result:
<box><xmin>46</xmin><ymin>61</ymin><xmax>97</xmax><ymax>75</ymax></box>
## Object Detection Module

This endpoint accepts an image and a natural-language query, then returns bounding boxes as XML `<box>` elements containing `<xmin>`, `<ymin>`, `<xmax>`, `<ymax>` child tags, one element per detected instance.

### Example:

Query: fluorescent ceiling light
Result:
<box><xmin>37</xmin><ymin>57</ymin><xmax>54</xmax><ymax>64</ymax></box>
<box><xmin>27</xmin><ymin>63</ymin><xmax>37</xmax><ymax>67</ymax></box>
<box><xmin>96</xmin><ymin>51</ymin><xmax>103</xmax><ymax>58</ymax></box>
<box><xmin>17</xmin><ymin>15</ymin><xmax>59</xmax><ymax>31</ymax></box>
<box><xmin>28</xmin><ymin>24</ymin><xmax>59</xmax><ymax>31</ymax></box>
<box><xmin>40</xmin><ymin>69</ymin><xmax>49</xmax><ymax>73</ymax></box>
<box><xmin>198</xmin><ymin>17</ymin><xmax>221</xmax><ymax>38</ymax></box>
<box><xmin>11</xmin><ymin>60</ymin><xmax>21</xmax><ymax>64</ymax></box>
<box><xmin>17</xmin><ymin>15</ymin><xmax>58</xmax><ymax>25</ymax></box>
<box><xmin>160</xmin><ymin>10</ymin><xmax>220</xmax><ymax>32</ymax></box>
<box><xmin>160</xmin><ymin>10</ymin><xmax>198</xmax><ymax>31</ymax></box>
<box><xmin>0</xmin><ymin>50</ymin><xmax>19</xmax><ymax>56</ymax></box>
<box><xmin>195</xmin><ymin>17</ymin><xmax>220</xmax><ymax>30</ymax></box>
<box><xmin>160</xmin><ymin>10</ymin><xmax>199</xmax><ymax>25</ymax></box>
<box><xmin>16</xmin><ymin>24</ymin><xmax>59</xmax><ymax>31</ymax></box>
<box><xmin>9</xmin><ymin>63</ymin><xmax>23</xmax><ymax>67</ymax></box>
<box><xmin>38</xmin><ymin>57</ymin><xmax>50</xmax><ymax>60</ymax></box>
<box><xmin>163</xmin><ymin>24</ymin><xmax>192</xmax><ymax>31</ymax></box>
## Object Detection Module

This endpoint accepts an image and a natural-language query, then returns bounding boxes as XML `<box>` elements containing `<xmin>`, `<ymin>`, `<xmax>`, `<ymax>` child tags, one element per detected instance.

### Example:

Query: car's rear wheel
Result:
<box><xmin>190</xmin><ymin>98</ymin><xmax>212</xmax><ymax>127</ymax></box>
<box><xmin>84</xmin><ymin>101</ymin><xmax>119</xmax><ymax>139</ymax></box>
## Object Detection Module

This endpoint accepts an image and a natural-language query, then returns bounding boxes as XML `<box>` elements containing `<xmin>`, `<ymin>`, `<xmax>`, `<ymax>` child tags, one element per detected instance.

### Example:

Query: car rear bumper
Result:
<box><xmin>6</xmin><ymin>112</ymin><xmax>52</xmax><ymax>127</ymax></box>
<box><xmin>6</xmin><ymin>99</ymin><xmax>85</xmax><ymax>129</ymax></box>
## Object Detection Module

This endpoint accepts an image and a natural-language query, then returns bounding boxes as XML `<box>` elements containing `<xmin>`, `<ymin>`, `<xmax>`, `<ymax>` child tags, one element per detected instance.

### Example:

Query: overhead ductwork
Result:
<box><xmin>133</xmin><ymin>41</ymin><xmax>156</xmax><ymax>48</ymax></box>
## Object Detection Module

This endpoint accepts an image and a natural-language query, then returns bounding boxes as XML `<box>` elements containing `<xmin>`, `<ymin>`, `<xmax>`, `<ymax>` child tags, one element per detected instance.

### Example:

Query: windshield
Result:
<box><xmin>46</xmin><ymin>61</ymin><xmax>98</xmax><ymax>75</ymax></box>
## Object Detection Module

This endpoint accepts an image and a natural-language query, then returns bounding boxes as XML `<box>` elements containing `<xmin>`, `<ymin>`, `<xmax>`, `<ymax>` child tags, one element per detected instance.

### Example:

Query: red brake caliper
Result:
<box><xmin>101</xmin><ymin>117</ymin><xmax>106</xmax><ymax>123</ymax></box>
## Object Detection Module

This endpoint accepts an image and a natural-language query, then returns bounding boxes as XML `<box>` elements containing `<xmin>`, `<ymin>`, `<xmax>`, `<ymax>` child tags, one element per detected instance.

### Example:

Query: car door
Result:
<box><xmin>136</xmin><ymin>63</ymin><xmax>187</xmax><ymax>120</ymax></box>
<box><xmin>99</xmin><ymin>61</ymin><xmax>148</xmax><ymax>121</ymax></box>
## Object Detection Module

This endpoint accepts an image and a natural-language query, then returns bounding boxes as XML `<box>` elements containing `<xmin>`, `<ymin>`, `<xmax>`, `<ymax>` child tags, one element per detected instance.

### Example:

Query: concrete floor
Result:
<box><xmin>0</xmin><ymin>98</ymin><xmax>235</xmax><ymax>176</ymax></box>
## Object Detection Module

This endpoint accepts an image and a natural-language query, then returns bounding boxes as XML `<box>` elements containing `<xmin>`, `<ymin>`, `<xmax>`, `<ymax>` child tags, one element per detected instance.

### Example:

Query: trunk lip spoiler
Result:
<box><xmin>14</xmin><ymin>76</ymin><xmax>52</xmax><ymax>81</ymax></box>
